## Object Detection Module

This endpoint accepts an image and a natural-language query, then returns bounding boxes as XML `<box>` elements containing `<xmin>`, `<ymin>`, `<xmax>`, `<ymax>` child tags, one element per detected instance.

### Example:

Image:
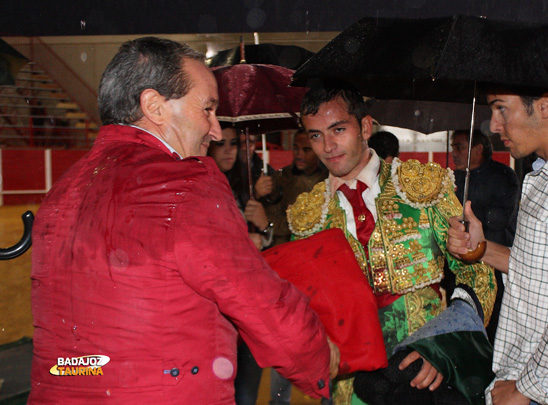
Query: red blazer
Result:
<box><xmin>29</xmin><ymin>125</ymin><xmax>331</xmax><ymax>404</ymax></box>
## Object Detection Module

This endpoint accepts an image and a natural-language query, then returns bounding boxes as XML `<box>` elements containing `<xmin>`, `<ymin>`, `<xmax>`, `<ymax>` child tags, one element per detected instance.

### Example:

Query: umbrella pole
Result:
<box><xmin>239</xmin><ymin>36</ymin><xmax>246</xmax><ymax>64</ymax></box>
<box><xmin>245</xmin><ymin>127</ymin><xmax>256</xmax><ymax>232</ymax></box>
<box><xmin>245</xmin><ymin>127</ymin><xmax>254</xmax><ymax>201</ymax></box>
<box><xmin>459</xmin><ymin>81</ymin><xmax>486</xmax><ymax>262</ymax></box>
<box><xmin>461</xmin><ymin>83</ymin><xmax>477</xmax><ymax>222</ymax></box>
<box><xmin>261</xmin><ymin>134</ymin><xmax>268</xmax><ymax>174</ymax></box>
<box><xmin>446</xmin><ymin>131</ymin><xmax>450</xmax><ymax>168</ymax></box>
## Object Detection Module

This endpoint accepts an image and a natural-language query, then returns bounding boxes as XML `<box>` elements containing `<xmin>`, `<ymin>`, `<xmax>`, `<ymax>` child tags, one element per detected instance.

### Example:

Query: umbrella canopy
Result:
<box><xmin>0</xmin><ymin>39</ymin><xmax>28</xmax><ymax>86</ymax></box>
<box><xmin>207</xmin><ymin>43</ymin><xmax>315</xmax><ymax>70</ymax></box>
<box><xmin>291</xmin><ymin>16</ymin><xmax>548</xmax><ymax>131</ymax></box>
<box><xmin>367</xmin><ymin>98</ymin><xmax>491</xmax><ymax>135</ymax></box>
<box><xmin>293</xmin><ymin>15</ymin><xmax>548</xmax><ymax>100</ymax></box>
<box><xmin>213</xmin><ymin>63</ymin><xmax>308</xmax><ymax>134</ymax></box>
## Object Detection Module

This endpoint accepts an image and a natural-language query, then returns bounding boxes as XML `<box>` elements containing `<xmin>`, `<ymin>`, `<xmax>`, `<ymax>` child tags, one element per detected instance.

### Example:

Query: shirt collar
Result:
<box><xmin>532</xmin><ymin>157</ymin><xmax>546</xmax><ymax>173</ymax></box>
<box><xmin>328</xmin><ymin>149</ymin><xmax>380</xmax><ymax>196</ymax></box>
<box><xmin>125</xmin><ymin>124</ymin><xmax>181</xmax><ymax>159</ymax></box>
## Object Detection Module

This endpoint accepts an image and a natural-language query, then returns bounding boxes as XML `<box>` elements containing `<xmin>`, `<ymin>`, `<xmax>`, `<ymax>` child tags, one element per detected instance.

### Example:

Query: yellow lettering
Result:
<box><xmin>53</xmin><ymin>364</ymin><xmax>105</xmax><ymax>376</ymax></box>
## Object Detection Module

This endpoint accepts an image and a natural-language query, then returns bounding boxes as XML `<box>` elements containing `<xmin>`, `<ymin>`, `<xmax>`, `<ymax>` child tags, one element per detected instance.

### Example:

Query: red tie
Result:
<box><xmin>340</xmin><ymin>182</ymin><xmax>404</xmax><ymax>309</ymax></box>
<box><xmin>338</xmin><ymin>181</ymin><xmax>375</xmax><ymax>254</ymax></box>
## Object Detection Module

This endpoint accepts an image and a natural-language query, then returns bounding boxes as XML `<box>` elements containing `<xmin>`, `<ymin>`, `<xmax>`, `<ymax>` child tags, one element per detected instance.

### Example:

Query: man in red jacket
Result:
<box><xmin>29</xmin><ymin>36</ymin><xmax>338</xmax><ymax>404</ymax></box>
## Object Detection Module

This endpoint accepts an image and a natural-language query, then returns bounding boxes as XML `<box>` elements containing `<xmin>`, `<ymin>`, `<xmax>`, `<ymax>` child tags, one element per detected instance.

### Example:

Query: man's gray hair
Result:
<box><xmin>98</xmin><ymin>37</ymin><xmax>205</xmax><ymax>125</ymax></box>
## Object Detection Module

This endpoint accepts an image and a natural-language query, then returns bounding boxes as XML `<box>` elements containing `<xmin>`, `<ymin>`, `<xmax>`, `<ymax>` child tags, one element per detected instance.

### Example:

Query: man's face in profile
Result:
<box><xmin>161</xmin><ymin>59</ymin><xmax>221</xmax><ymax>157</ymax></box>
<box><xmin>450</xmin><ymin>133</ymin><xmax>469</xmax><ymax>171</ymax></box>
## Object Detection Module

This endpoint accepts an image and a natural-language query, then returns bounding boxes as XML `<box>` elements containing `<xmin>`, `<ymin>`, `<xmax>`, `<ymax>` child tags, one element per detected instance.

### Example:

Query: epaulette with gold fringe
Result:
<box><xmin>287</xmin><ymin>181</ymin><xmax>330</xmax><ymax>238</ymax></box>
<box><xmin>391</xmin><ymin>158</ymin><xmax>455</xmax><ymax>209</ymax></box>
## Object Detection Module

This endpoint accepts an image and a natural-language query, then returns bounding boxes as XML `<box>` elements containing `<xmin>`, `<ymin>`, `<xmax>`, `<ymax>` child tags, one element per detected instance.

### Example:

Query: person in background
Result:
<box><xmin>209</xmin><ymin>126</ymin><xmax>274</xmax><ymax>251</ymax></box>
<box><xmin>367</xmin><ymin>130</ymin><xmax>399</xmax><ymax>163</ymax></box>
<box><xmin>239</xmin><ymin>131</ymin><xmax>282</xmax><ymax>206</ymax></box>
<box><xmin>449</xmin><ymin>129</ymin><xmax>520</xmax><ymax>343</ymax></box>
<box><xmin>28</xmin><ymin>36</ymin><xmax>339</xmax><ymax>404</ymax></box>
<box><xmin>268</xmin><ymin>127</ymin><xmax>329</xmax><ymax>405</ymax></box>
<box><xmin>447</xmin><ymin>85</ymin><xmax>548</xmax><ymax>405</ymax></box>
<box><xmin>269</xmin><ymin>127</ymin><xmax>328</xmax><ymax>247</ymax></box>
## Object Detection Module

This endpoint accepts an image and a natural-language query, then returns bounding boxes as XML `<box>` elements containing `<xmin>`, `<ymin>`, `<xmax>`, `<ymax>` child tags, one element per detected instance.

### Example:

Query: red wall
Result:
<box><xmin>1</xmin><ymin>149</ymin><xmax>88</xmax><ymax>205</ymax></box>
<box><xmin>51</xmin><ymin>150</ymin><xmax>88</xmax><ymax>182</ymax></box>
<box><xmin>2</xmin><ymin>150</ymin><xmax>45</xmax><ymax>205</ymax></box>
<box><xmin>0</xmin><ymin>149</ymin><xmax>512</xmax><ymax>205</ymax></box>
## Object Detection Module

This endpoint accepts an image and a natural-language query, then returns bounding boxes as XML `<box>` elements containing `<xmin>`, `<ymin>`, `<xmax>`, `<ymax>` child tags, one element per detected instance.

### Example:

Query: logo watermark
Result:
<box><xmin>49</xmin><ymin>355</ymin><xmax>110</xmax><ymax>376</ymax></box>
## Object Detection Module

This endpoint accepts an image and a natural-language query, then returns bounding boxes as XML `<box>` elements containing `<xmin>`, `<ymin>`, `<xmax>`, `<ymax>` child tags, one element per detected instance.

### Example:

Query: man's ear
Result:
<box><xmin>538</xmin><ymin>94</ymin><xmax>548</xmax><ymax>119</ymax></box>
<box><xmin>360</xmin><ymin>115</ymin><xmax>373</xmax><ymax>141</ymax></box>
<box><xmin>140</xmin><ymin>89</ymin><xmax>166</xmax><ymax>125</ymax></box>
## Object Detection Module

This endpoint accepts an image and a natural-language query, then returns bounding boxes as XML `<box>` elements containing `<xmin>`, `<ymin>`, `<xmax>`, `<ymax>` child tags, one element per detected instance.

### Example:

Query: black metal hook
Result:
<box><xmin>0</xmin><ymin>211</ymin><xmax>34</xmax><ymax>260</ymax></box>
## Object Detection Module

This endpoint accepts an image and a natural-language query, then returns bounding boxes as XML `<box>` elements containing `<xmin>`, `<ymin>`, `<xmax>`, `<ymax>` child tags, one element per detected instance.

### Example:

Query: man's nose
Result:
<box><xmin>490</xmin><ymin>116</ymin><xmax>502</xmax><ymax>134</ymax></box>
<box><xmin>209</xmin><ymin>118</ymin><xmax>222</xmax><ymax>141</ymax></box>
<box><xmin>324</xmin><ymin>135</ymin><xmax>336</xmax><ymax>153</ymax></box>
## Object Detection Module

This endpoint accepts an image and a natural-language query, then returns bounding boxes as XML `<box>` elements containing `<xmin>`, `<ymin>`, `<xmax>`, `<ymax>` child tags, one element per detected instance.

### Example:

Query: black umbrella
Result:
<box><xmin>207</xmin><ymin>43</ymin><xmax>315</xmax><ymax>70</ymax></box>
<box><xmin>291</xmin><ymin>16</ymin><xmax>498</xmax><ymax>134</ymax></box>
<box><xmin>292</xmin><ymin>15</ymin><xmax>548</xmax><ymax>250</ymax></box>
<box><xmin>292</xmin><ymin>15</ymin><xmax>548</xmax><ymax>101</ymax></box>
<box><xmin>366</xmin><ymin>98</ymin><xmax>491</xmax><ymax>135</ymax></box>
<box><xmin>0</xmin><ymin>38</ymin><xmax>28</xmax><ymax>86</ymax></box>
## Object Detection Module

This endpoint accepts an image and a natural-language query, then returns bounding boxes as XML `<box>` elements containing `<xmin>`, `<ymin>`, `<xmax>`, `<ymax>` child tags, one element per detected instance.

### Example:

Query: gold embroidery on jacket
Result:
<box><xmin>405</xmin><ymin>287</ymin><xmax>443</xmax><ymax>334</ymax></box>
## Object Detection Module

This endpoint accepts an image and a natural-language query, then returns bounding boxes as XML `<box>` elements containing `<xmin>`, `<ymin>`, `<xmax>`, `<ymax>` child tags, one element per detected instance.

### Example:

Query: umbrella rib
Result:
<box><xmin>433</xmin><ymin>15</ymin><xmax>460</xmax><ymax>80</ymax></box>
<box><xmin>217</xmin><ymin>113</ymin><xmax>299</xmax><ymax>122</ymax></box>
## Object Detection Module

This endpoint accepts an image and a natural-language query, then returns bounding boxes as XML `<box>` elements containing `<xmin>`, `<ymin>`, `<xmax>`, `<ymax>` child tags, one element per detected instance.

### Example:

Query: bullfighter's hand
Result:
<box><xmin>399</xmin><ymin>350</ymin><xmax>443</xmax><ymax>391</ymax></box>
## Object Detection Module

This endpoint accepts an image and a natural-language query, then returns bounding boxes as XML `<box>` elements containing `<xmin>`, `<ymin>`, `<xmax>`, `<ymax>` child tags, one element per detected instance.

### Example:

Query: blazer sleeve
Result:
<box><xmin>173</xmin><ymin>167</ymin><xmax>331</xmax><ymax>398</ymax></box>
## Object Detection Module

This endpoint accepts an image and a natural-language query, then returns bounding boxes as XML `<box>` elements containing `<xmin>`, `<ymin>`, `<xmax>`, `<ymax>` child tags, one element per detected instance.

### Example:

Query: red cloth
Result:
<box><xmin>29</xmin><ymin>125</ymin><xmax>331</xmax><ymax>404</ymax></box>
<box><xmin>262</xmin><ymin>228</ymin><xmax>388</xmax><ymax>375</ymax></box>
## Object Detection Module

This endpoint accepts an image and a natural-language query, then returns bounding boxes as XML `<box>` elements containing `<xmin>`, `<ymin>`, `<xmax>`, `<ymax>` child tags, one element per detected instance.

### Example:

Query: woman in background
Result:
<box><xmin>208</xmin><ymin>125</ymin><xmax>273</xmax><ymax>251</ymax></box>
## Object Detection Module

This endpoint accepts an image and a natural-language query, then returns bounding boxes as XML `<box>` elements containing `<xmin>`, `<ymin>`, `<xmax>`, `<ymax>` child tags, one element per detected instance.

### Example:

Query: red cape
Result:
<box><xmin>263</xmin><ymin>228</ymin><xmax>387</xmax><ymax>374</ymax></box>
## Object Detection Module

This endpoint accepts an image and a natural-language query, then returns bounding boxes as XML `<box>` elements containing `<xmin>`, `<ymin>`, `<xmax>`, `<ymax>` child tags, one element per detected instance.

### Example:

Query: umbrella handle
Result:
<box><xmin>458</xmin><ymin>219</ymin><xmax>486</xmax><ymax>263</ymax></box>
<box><xmin>0</xmin><ymin>210</ymin><xmax>34</xmax><ymax>260</ymax></box>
